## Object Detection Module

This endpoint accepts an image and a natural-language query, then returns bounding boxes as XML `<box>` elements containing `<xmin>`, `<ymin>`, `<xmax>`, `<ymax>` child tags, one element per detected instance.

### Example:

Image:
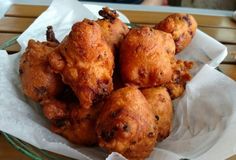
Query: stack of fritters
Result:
<box><xmin>19</xmin><ymin>8</ymin><xmax>197</xmax><ymax>160</ymax></box>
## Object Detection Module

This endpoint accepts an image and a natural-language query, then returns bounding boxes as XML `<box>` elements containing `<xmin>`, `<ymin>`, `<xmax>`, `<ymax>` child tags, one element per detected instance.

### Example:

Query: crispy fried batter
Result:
<box><xmin>46</xmin><ymin>26</ymin><xmax>59</xmax><ymax>44</ymax></box>
<box><xmin>42</xmin><ymin>97</ymin><xmax>103</xmax><ymax>146</ymax></box>
<box><xmin>155</xmin><ymin>13</ymin><xmax>197</xmax><ymax>53</ymax></box>
<box><xmin>97</xmin><ymin>8</ymin><xmax>128</xmax><ymax>91</ymax></box>
<box><xmin>98</xmin><ymin>7</ymin><xmax>118</xmax><ymax>21</ymax></box>
<box><xmin>120</xmin><ymin>26</ymin><xmax>175</xmax><ymax>88</ymax></box>
<box><xmin>142</xmin><ymin>87</ymin><xmax>173</xmax><ymax>141</ymax></box>
<box><xmin>97</xmin><ymin>8</ymin><xmax>129</xmax><ymax>50</ymax></box>
<box><xmin>165</xmin><ymin>59</ymin><xmax>193</xmax><ymax>99</ymax></box>
<box><xmin>19</xmin><ymin>40</ymin><xmax>64</xmax><ymax>102</ymax></box>
<box><xmin>96</xmin><ymin>87</ymin><xmax>158</xmax><ymax>160</ymax></box>
<box><xmin>42</xmin><ymin>99</ymin><xmax>69</xmax><ymax>120</ymax></box>
<box><xmin>49</xmin><ymin>19</ymin><xmax>114</xmax><ymax>109</ymax></box>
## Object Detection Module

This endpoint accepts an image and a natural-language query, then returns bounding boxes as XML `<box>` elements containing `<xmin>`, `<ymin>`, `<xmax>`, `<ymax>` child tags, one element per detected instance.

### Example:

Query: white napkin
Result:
<box><xmin>0</xmin><ymin>0</ymin><xmax>236</xmax><ymax>159</ymax></box>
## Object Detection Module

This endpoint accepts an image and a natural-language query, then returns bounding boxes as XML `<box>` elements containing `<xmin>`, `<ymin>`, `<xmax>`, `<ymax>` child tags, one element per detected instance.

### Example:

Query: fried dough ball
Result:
<box><xmin>19</xmin><ymin>40</ymin><xmax>64</xmax><ymax>102</ymax></box>
<box><xmin>42</xmin><ymin>98</ymin><xmax>103</xmax><ymax>146</ymax></box>
<box><xmin>142</xmin><ymin>87</ymin><xmax>173</xmax><ymax>141</ymax></box>
<box><xmin>165</xmin><ymin>59</ymin><xmax>193</xmax><ymax>99</ymax></box>
<box><xmin>49</xmin><ymin>19</ymin><xmax>114</xmax><ymax>109</ymax></box>
<box><xmin>155</xmin><ymin>13</ymin><xmax>197</xmax><ymax>53</ymax></box>
<box><xmin>96</xmin><ymin>87</ymin><xmax>158</xmax><ymax>160</ymax></box>
<box><xmin>96</xmin><ymin>7</ymin><xmax>129</xmax><ymax>50</ymax></box>
<box><xmin>120</xmin><ymin>27</ymin><xmax>175</xmax><ymax>88</ymax></box>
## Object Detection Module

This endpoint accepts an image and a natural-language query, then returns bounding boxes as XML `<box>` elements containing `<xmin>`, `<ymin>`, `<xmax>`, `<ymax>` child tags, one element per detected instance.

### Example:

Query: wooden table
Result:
<box><xmin>0</xmin><ymin>3</ymin><xmax>236</xmax><ymax>160</ymax></box>
<box><xmin>0</xmin><ymin>133</ymin><xmax>31</xmax><ymax>160</ymax></box>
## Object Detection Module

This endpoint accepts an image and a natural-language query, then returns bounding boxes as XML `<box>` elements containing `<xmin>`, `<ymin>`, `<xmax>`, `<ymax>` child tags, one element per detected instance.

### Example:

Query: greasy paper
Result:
<box><xmin>0</xmin><ymin>0</ymin><xmax>236</xmax><ymax>159</ymax></box>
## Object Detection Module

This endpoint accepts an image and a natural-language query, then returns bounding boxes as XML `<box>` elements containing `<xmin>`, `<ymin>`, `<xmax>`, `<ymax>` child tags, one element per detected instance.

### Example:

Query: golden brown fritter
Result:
<box><xmin>97</xmin><ymin>8</ymin><xmax>129</xmax><ymax>90</ymax></box>
<box><xmin>42</xmin><ymin>98</ymin><xmax>103</xmax><ymax>146</ymax></box>
<box><xmin>119</xmin><ymin>27</ymin><xmax>175</xmax><ymax>88</ymax></box>
<box><xmin>142</xmin><ymin>87</ymin><xmax>173</xmax><ymax>141</ymax></box>
<box><xmin>165</xmin><ymin>59</ymin><xmax>193</xmax><ymax>99</ymax></box>
<box><xmin>19</xmin><ymin>40</ymin><xmax>64</xmax><ymax>102</ymax></box>
<box><xmin>96</xmin><ymin>7</ymin><xmax>129</xmax><ymax>50</ymax></box>
<box><xmin>96</xmin><ymin>87</ymin><xmax>158</xmax><ymax>160</ymax></box>
<box><xmin>49</xmin><ymin>19</ymin><xmax>114</xmax><ymax>109</ymax></box>
<box><xmin>155</xmin><ymin>13</ymin><xmax>197</xmax><ymax>53</ymax></box>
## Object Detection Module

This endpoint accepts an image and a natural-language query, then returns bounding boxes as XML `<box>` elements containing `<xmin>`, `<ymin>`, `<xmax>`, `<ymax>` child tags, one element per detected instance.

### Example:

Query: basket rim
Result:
<box><xmin>2</xmin><ymin>132</ymin><xmax>43</xmax><ymax>160</ymax></box>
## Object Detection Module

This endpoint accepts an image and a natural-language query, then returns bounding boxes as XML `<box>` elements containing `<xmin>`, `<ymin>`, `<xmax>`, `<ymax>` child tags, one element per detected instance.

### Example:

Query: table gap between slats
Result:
<box><xmin>0</xmin><ymin>17</ymin><xmax>35</xmax><ymax>33</ymax></box>
<box><xmin>5</xmin><ymin>4</ymin><xmax>47</xmax><ymax>18</ymax></box>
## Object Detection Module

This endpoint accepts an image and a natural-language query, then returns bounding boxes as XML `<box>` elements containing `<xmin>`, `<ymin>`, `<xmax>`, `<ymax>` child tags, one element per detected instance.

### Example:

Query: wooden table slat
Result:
<box><xmin>4</xmin><ymin>4</ymin><xmax>236</xmax><ymax>30</ymax></box>
<box><xmin>5</xmin><ymin>4</ymin><xmax>47</xmax><ymax>18</ymax></box>
<box><xmin>0</xmin><ymin>134</ymin><xmax>30</xmax><ymax>160</ymax></box>
<box><xmin>1</xmin><ymin>18</ymin><xmax>236</xmax><ymax>45</ymax></box>
<box><xmin>0</xmin><ymin>17</ymin><xmax>35</xmax><ymax>33</ymax></box>
<box><xmin>224</xmin><ymin>44</ymin><xmax>236</xmax><ymax>63</ymax></box>
<box><xmin>120</xmin><ymin>10</ymin><xmax>236</xmax><ymax>29</ymax></box>
<box><xmin>137</xmin><ymin>23</ymin><xmax>236</xmax><ymax>44</ymax></box>
<box><xmin>198</xmin><ymin>27</ymin><xmax>236</xmax><ymax>44</ymax></box>
<box><xmin>219</xmin><ymin>64</ymin><xmax>236</xmax><ymax>80</ymax></box>
<box><xmin>0</xmin><ymin>33</ymin><xmax>20</xmax><ymax>52</ymax></box>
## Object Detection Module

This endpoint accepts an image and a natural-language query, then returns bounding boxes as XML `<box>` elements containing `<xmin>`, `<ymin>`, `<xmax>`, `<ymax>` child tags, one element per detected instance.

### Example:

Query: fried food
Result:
<box><xmin>96</xmin><ymin>7</ymin><xmax>129</xmax><ymax>50</ymax></box>
<box><xmin>120</xmin><ymin>26</ymin><xmax>175</xmax><ymax>88</ymax></box>
<box><xmin>19</xmin><ymin>11</ymin><xmax>198</xmax><ymax>159</ymax></box>
<box><xmin>46</xmin><ymin>26</ymin><xmax>59</xmax><ymax>44</ymax></box>
<box><xmin>49</xmin><ymin>19</ymin><xmax>114</xmax><ymax>109</ymax></box>
<box><xmin>42</xmin><ymin>98</ymin><xmax>69</xmax><ymax>121</ymax></box>
<box><xmin>155</xmin><ymin>13</ymin><xmax>197</xmax><ymax>53</ymax></box>
<box><xmin>142</xmin><ymin>87</ymin><xmax>173</xmax><ymax>141</ymax></box>
<box><xmin>96</xmin><ymin>87</ymin><xmax>158</xmax><ymax>160</ymax></box>
<box><xmin>42</xmin><ymin>98</ymin><xmax>102</xmax><ymax>146</ymax></box>
<box><xmin>165</xmin><ymin>59</ymin><xmax>193</xmax><ymax>99</ymax></box>
<box><xmin>96</xmin><ymin>8</ymin><xmax>129</xmax><ymax>90</ymax></box>
<box><xmin>19</xmin><ymin>40</ymin><xmax>64</xmax><ymax>102</ymax></box>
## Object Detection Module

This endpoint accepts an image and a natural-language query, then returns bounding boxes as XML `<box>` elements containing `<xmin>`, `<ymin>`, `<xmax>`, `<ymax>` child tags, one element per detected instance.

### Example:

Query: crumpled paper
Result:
<box><xmin>0</xmin><ymin>0</ymin><xmax>236</xmax><ymax>159</ymax></box>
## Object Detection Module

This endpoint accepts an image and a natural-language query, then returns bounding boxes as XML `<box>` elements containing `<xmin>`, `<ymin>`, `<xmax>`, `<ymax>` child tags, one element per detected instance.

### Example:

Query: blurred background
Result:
<box><xmin>80</xmin><ymin>0</ymin><xmax>236</xmax><ymax>11</ymax></box>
